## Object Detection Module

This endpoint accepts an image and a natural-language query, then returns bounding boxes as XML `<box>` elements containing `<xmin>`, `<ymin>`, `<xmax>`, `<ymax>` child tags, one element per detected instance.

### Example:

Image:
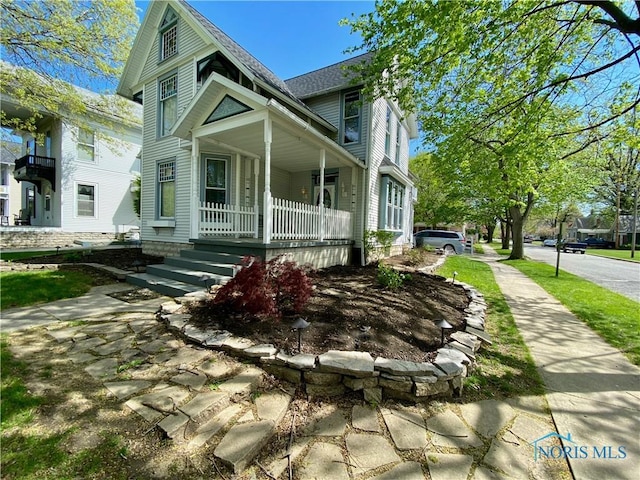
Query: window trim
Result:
<box><xmin>157</xmin><ymin>159</ymin><xmax>176</xmax><ymax>219</ymax></box>
<box><xmin>158</xmin><ymin>72</ymin><xmax>178</xmax><ymax>138</ymax></box>
<box><xmin>342</xmin><ymin>90</ymin><xmax>361</xmax><ymax>145</ymax></box>
<box><xmin>76</xmin><ymin>182</ymin><xmax>97</xmax><ymax>218</ymax></box>
<box><xmin>379</xmin><ymin>175</ymin><xmax>405</xmax><ymax>231</ymax></box>
<box><xmin>77</xmin><ymin>128</ymin><xmax>95</xmax><ymax>162</ymax></box>
<box><xmin>384</xmin><ymin>105</ymin><xmax>392</xmax><ymax>158</ymax></box>
<box><xmin>395</xmin><ymin>120</ymin><xmax>401</xmax><ymax>165</ymax></box>
<box><xmin>159</xmin><ymin>7</ymin><xmax>178</xmax><ymax>62</ymax></box>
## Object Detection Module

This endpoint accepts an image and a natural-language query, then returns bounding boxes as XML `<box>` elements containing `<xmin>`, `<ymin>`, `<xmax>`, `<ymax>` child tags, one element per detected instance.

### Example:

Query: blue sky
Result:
<box><xmin>135</xmin><ymin>0</ymin><xmax>375</xmax><ymax>80</ymax></box>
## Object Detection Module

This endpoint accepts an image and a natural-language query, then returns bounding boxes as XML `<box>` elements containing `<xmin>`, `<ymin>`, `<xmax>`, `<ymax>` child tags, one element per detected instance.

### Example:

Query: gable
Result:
<box><xmin>204</xmin><ymin>95</ymin><xmax>252</xmax><ymax>124</ymax></box>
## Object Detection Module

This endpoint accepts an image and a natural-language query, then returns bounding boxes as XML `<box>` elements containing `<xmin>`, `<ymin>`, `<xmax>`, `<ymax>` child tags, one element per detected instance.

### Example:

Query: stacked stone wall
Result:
<box><xmin>142</xmin><ymin>240</ymin><xmax>191</xmax><ymax>257</ymax></box>
<box><xmin>1</xmin><ymin>229</ymin><xmax>116</xmax><ymax>249</ymax></box>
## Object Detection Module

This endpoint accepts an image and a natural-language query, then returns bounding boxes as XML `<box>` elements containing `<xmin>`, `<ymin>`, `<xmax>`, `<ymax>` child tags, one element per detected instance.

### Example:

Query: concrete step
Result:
<box><xmin>180</xmin><ymin>248</ymin><xmax>244</xmax><ymax>264</ymax></box>
<box><xmin>146</xmin><ymin>264</ymin><xmax>231</xmax><ymax>287</ymax></box>
<box><xmin>164</xmin><ymin>255</ymin><xmax>236</xmax><ymax>277</ymax></box>
<box><xmin>126</xmin><ymin>272</ymin><xmax>204</xmax><ymax>297</ymax></box>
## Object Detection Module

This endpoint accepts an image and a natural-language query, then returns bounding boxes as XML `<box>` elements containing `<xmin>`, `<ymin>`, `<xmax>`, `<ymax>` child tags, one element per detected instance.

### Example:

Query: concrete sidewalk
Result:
<box><xmin>481</xmin><ymin>248</ymin><xmax>640</xmax><ymax>480</ymax></box>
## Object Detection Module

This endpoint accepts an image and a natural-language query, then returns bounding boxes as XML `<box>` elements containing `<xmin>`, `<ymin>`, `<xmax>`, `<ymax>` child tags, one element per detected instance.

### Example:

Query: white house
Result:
<box><xmin>0</xmin><ymin>64</ymin><xmax>142</xmax><ymax>248</ymax></box>
<box><xmin>117</xmin><ymin>0</ymin><xmax>417</xmax><ymax>295</ymax></box>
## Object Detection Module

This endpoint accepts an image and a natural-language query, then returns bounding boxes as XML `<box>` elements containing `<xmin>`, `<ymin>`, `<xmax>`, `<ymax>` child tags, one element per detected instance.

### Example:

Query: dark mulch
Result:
<box><xmin>189</xmin><ymin>260</ymin><xmax>469</xmax><ymax>363</ymax></box>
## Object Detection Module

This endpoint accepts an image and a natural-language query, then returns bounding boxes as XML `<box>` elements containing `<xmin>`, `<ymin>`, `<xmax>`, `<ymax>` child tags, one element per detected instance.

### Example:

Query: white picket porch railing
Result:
<box><xmin>198</xmin><ymin>202</ymin><xmax>256</xmax><ymax>237</ymax></box>
<box><xmin>198</xmin><ymin>197</ymin><xmax>353</xmax><ymax>241</ymax></box>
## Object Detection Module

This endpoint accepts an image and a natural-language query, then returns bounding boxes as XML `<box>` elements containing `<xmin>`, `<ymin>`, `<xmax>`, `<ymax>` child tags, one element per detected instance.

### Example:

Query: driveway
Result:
<box><xmin>524</xmin><ymin>245</ymin><xmax>640</xmax><ymax>302</ymax></box>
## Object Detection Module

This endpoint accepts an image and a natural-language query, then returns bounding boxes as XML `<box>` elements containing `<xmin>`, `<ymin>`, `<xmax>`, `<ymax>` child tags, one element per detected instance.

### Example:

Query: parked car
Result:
<box><xmin>543</xmin><ymin>238</ymin><xmax>557</xmax><ymax>247</ymax></box>
<box><xmin>414</xmin><ymin>230</ymin><xmax>465</xmax><ymax>254</ymax></box>
<box><xmin>524</xmin><ymin>235</ymin><xmax>534</xmax><ymax>243</ymax></box>
<box><xmin>561</xmin><ymin>239</ymin><xmax>587</xmax><ymax>254</ymax></box>
<box><xmin>584</xmin><ymin>237</ymin><xmax>615</xmax><ymax>249</ymax></box>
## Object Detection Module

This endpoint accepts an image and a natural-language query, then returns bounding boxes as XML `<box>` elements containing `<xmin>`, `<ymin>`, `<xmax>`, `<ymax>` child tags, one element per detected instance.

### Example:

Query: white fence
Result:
<box><xmin>199</xmin><ymin>198</ymin><xmax>352</xmax><ymax>241</ymax></box>
<box><xmin>198</xmin><ymin>202</ymin><xmax>256</xmax><ymax>236</ymax></box>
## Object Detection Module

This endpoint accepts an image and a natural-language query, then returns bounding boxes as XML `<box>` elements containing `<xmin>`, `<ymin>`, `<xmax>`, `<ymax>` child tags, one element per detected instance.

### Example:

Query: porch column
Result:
<box><xmin>234</xmin><ymin>153</ymin><xmax>241</xmax><ymax>238</ymax></box>
<box><xmin>253</xmin><ymin>157</ymin><xmax>260</xmax><ymax>238</ymax></box>
<box><xmin>190</xmin><ymin>136</ymin><xmax>200</xmax><ymax>239</ymax></box>
<box><xmin>262</xmin><ymin>118</ymin><xmax>273</xmax><ymax>244</ymax></box>
<box><xmin>319</xmin><ymin>149</ymin><xmax>325</xmax><ymax>242</ymax></box>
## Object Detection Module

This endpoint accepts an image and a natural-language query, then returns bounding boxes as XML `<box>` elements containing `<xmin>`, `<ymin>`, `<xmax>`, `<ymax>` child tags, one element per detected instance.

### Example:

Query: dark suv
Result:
<box><xmin>413</xmin><ymin>230</ymin><xmax>465</xmax><ymax>254</ymax></box>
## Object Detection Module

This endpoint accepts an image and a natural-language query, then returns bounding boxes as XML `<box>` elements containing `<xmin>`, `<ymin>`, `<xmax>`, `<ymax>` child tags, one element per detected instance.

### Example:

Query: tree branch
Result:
<box><xmin>574</xmin><ymin>0</ymin><xmax>640</xmax><ymax>35</ymax></box>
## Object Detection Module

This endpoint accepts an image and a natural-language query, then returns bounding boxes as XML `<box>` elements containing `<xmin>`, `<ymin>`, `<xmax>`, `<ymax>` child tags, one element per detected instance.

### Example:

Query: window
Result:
<box><xmin>159</xmin><ymin>7</ymin><xmax>178</xmax><ymax>61</ymax></box>
<box><xmin>77</xmin><ymin>184</ymin><xmax>95</xmax><ymax>217</ymax></box>
<box><xmin>380</xmin><ymin>176</ymin><xmax>404</xmax><ymax>230</ymax></box>
<box><xmin>78</xmin><ymin>128</ymin><xmax>95</xmax><ymax>162</ymax></box>
<box><xmin>158</xmin><ymin>160</ymin><xmax>175</xmax><ymax>218</ymax></box>
<box><xmin>159</xmin><ymin>74</ymin><xmax>177</xmax><ymax>136</ymax></box>
<box><xmin>342</xmin><ymin>90</ymin><xmax>361</xmax><ymax>144</ymax></box>
<box><xmin>385</xmin><ymin>106</ymin><xmax>392</xmax><ymax>157</ymax></box>
<box><xmin>204</xmin><ymin>95</ymin><xmax>252</xmax><ymax>124</ymax></box>
<box><xmin>395</xmin><ymin>121</ymin><xmax>401</xmax><ymax>164</ymax></box>
<box><xmin>197</xmin><ymin>52</ymin><xmax>239</xmax><ymax>87</ymax></box>
<box><xmin>204</xmin><ymin>155</ymin><xmax>227</xmax><ymax>204</ymax></box>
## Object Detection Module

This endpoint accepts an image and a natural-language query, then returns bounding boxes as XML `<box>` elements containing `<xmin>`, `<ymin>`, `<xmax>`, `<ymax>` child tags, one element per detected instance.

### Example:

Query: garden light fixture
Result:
<box><xmin>436</xmin><ymin>319</ymin><xmax>453</xmax><ymax>346</ymax></box>
<box><xmin>291</xmin><ymin>317</ymin><xmax>310</xmax><ymax>353</ymax></box>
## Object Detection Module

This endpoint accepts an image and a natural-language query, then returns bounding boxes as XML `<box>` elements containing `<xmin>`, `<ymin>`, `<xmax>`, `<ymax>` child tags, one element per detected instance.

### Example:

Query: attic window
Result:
<box><xmin>160</xmin><ymin>7</ymin><xmax>178</xmax><ymax>61</ymax></box>
<box><xmin>197</xmin><ymin>52</ymin><xmax>240</xmax><ymax>86</ymax></box>
<box><xmin>204</xmin><ymin>95</ymin><xmax>252</xmax><ymax>124</ymax></box>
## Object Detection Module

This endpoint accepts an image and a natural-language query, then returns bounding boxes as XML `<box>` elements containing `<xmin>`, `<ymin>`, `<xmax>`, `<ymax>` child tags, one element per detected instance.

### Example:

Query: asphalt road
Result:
<box><xmin>523</xmin><ymin>244</ymin><xmax>640</xmax><ymax>303</ymax></box>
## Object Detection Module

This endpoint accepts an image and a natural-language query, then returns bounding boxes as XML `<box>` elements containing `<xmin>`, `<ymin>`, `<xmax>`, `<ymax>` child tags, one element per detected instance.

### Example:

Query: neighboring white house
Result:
<box><xmin>0</xmin><ymin>64</ymin><xmax>142</xmax><ymax>248</ymax></box>
<box><xmin>0</xmin><ymin>139</ymin><xmax>21</xmax><ymax>226</ymax></box>
<box><xmin>117</xmin><ymin>0</ymin><xmax>417</xmax><ymax>294</ymax></box>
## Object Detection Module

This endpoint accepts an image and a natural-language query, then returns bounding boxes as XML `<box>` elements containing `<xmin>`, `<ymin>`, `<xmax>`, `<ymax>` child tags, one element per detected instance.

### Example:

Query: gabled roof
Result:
<box><xmin>285</xmin><ymin>52</ymin><xmax>372</xmax><ymax>99</ymax></box>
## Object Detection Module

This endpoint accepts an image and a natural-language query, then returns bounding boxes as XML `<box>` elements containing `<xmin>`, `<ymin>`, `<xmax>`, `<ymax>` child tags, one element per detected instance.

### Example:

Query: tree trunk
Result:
<box><xmin>485</xmin><ymin>222</ymin><xmax>495</xmax><ymax>243</ymax></box>
<box><xmin>501</xmin><ymin>211</ymin><xmax>511</xmax><ymax>249</ymax></box>
<box><xmin>509</xmin><ymin>205</ymin><xmax>525</xmax><ymax>259</ymax></box>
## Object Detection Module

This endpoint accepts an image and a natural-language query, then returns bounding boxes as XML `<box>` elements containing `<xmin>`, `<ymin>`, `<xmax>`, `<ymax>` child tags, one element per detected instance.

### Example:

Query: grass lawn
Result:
<box><xmin>586</xmin><ymin>249</ymin><xmax>640</xmax><ymax>262</ymax></box>
<box><xmin>504</xmin><ymin>259</ymin><xmax>640</xmax><ymax>366</ymax></box>
<box><xmin>437</xmin><ymin>255</ymin><xmax>545</xmax><ymax>400</ymax></box>
<box><xmin>0</xmin><ymin>250</ymin><xmax>59</xmax><ymax>262</ymax></box>
<box><xmin>0</xmin><ymin>269</ymin><xmax>95</xmax><ymax>310</ymax></box>
<box><xmin>1</xmin><ymin>336</ymin><xmax>129</xmax><ymax>479</ymax></box>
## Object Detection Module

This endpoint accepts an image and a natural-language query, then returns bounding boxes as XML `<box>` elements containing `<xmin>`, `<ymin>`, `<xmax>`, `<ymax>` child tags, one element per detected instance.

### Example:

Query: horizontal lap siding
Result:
<box><xmin>139</xmin><ymin>13</ymin><xmax>208</xmax><ymax>245</ymax></box>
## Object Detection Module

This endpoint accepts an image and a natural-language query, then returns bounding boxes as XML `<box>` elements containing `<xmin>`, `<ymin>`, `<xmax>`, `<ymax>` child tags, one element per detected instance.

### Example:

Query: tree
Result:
<box><xmin>409</xmin><ymin>152</ymin><xmax>465</xmax><ymax>227</ymax></box>
<box><xmin>0</xmin><ymin>0</ymin><xmax>139</xmax><ymax>133</ymax></box>
<box><xmin>343</xmin><ymin>0</ymin><xmax>640</xmax><ymax>139</ymax></box>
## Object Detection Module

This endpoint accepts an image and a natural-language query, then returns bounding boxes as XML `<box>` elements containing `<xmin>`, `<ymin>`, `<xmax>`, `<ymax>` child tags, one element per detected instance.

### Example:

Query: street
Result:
<box><xmin>523</xmin><ymin>244</ymin><xmax>640</xmax><ymax>303</ymax></box>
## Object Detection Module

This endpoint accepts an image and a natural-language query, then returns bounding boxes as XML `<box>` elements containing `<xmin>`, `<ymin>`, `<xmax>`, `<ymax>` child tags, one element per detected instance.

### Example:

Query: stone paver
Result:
<box><xmin>303</xmin><ymin>406</ymin><xmax>349</xmax><ymax>437</ymax></box>
<box><xmin>298</xmin><ymin>442</ymin><xmax>349</xmax><ymax>480</ymax></box>
<box><xmin>369</xmin><ymin>461</ymin><xmax>425</xmax><ymax>480</ymax></box>
<box><xmin>381</xmin><ymin>408</ymin><xmax>427</xmax><ymax>450</ymax></box>
<box><xmin>213</xmin><ymin>420</ymin><xmax>274</xmax><ymax>473</ymax></box>
<box><xmin>427</xmin><ymin>409</ymin><xmax>483</xmax><ymax>448</ymax></box>
<box><xmin>84</xmin><ymin>357</ymin><xmax>118</xmax><ymax>380</ymax></box>
<box><xmin>346</xmin><ymin>433</ymin><xmax>401</xmax><ymax>476</ymax></box>
<box><xmin>459</xmin><ymin>399</ymin><xmax>516</xmax><ymax>438</ymax></box>
<box><xmin>352</xmin><ymin>404</ymin><xmax>380</xmax><ymax>432</ymax></box>
<box><xmin>426</xmin><ymin>453</ymin><xmax>474</xmax><ymax>480</ymax></box>
<box><xmin>188</xmin><ymin>403</ymin><xmax>243</xmax><ymax>449</ymax></box>
<box><xmin>103</xmin><ymin>380</ymin><xmax>152</xmax><ymax>400</ymax></box>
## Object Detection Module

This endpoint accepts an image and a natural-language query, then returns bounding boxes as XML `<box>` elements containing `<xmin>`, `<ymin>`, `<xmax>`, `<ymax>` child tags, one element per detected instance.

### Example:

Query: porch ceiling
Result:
<box><xmin>199</xmin><ymin>120</ymin><xmax>353</xmax><ymax>172</ymax></box>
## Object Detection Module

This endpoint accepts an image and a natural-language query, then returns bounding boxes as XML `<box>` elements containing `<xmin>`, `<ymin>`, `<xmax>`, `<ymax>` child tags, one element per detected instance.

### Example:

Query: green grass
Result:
<box><xmin>0</xmin><ymin>269</ymin><xmax>95</xmax><ymax>310</ymax></box>
<box><xmin>585</xmin><ymin>249</ymin><xmax>640</xmax><ymax>262</ymax></box>
<box><xmin>436</xmin><ymin>256</ymin><xmax>545</xmax><ymax>400</ymax></box>
<box><xmin>0</xmin><ymin>250</ymin><xmax>59</xmax><ymax>262</ymax></box>
<box><xmin>1</xmin><ymin>337</ymin><xmax>130</xmax><ymax>479</ymax></box>
<box><xmin>504</xmin><ymin>259</ymin><xmax>640</xmax><ymax>365</ymax></box>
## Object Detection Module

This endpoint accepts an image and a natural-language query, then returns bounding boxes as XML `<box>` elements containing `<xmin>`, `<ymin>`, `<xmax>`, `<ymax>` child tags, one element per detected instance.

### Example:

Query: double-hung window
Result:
<box><xmin>158</xmin><ymin>160</ymin><xmax>176</xmax><ymax>218</ymax></box>
<box><xmin>342</xmin><ymin>90</ymin><xmax>361</xmax><ymax>144</ymax></box>
<box><xmin>159</xmin><ymin>74</ymin><xmax>177</xmax><ymax>137</ymax></box>
<box><xmin>380</xmin><ymin>176</ymin><xmax>404</xmax><ymax>230</ymax></box>
<box><xmin>160</xmin><ymin>8</ymin><xmax>178</xmax><ymax>61</ymax></box>
<box><xmin>77</xmin><ymin>183</ymin><xmax>96</xmax><ymax>217</ymax></box>
<box><xmin>78</xmin><ymin>128</ymin><xmax>95</xmax><ymax>162</ymax></box>
<box><xmin>395</xmin><ymin>121</ymin><xmax>401</xmax><ymax>165</ymax></box>
<box><xmin>385</xmin><ymin>106</ymin><xmax>392</xmax><ymax>158</ymax></box>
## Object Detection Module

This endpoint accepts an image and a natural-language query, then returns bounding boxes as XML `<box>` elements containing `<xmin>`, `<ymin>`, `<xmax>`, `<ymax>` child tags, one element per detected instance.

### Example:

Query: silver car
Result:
<box><xmin>413</xmin><ymin>230</ymin><xmax>465</xmax><ymax>254</ymax></box>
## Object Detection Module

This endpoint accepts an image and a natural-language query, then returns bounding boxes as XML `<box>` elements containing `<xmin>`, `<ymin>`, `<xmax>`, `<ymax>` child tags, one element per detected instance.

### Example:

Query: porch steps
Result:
<box><xmin>126</xmin><ymin>272</ymin><xmax>204</xmax><ymax>297</ymax></box>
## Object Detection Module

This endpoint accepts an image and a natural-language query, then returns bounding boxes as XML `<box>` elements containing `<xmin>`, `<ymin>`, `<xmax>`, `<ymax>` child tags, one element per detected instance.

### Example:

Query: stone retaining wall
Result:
<box><xmin>142</xmin><ymin>240</ymin><xmax>192</xmax><ymax>257</ymax></box>
<box><xmin>0</xmin><ymin>228</ymin><xmax>117</xmax><ymax>249</ymax></box>
<box><xmin>157</xmin><ymin>280</ymin><xmax>490</xmax><ymax>403</ymax></box>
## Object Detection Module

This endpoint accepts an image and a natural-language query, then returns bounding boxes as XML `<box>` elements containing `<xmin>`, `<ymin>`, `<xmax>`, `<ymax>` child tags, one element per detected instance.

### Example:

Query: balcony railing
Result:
<box><xmin>14</xmin><ymin>154</ymin><xmax>56</xmax><ymax>192</ymax></box>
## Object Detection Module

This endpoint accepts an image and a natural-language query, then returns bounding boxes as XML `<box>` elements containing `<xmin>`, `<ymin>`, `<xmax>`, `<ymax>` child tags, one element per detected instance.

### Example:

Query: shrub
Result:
<box><xmin>376</xmin><ymin>262</ymin><xmax>410</xmax><ymax>290</ymax></box>
<box><xmin>212</xmin><ymin>255</ymin><xmax>313</xmax><ymax>319</ymax></box>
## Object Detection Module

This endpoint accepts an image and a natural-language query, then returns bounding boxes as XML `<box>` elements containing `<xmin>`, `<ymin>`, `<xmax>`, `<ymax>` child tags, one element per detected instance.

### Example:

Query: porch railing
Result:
<box><xmin>198</xmin><ymin>202</ymin><xmax>256</xmax><ymax>236</ymax></box>
<box><xmin>198</xmin><ymin>197</ymin><xmax>353</xmax><ymax>241</ymax></box>
<box><xmin>272</xmin><ymin>198</ymin><xmax>352</xmax><ymax>241</ymax></box>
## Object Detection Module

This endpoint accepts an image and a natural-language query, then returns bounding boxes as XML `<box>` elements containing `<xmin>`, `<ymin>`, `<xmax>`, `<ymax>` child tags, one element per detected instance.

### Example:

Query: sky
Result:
<box><xmin>135</xmin><ymin>0</ymin><xmax>375</xmax><ymax>80</ymax></box>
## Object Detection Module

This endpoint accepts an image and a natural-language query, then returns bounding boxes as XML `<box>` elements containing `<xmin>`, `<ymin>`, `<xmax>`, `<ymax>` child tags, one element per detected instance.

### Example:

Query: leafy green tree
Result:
<box><xmin>409</xmin><ymin>152</ymin><xmax>465</xmax><ymax>227</ymax></box>
<box><xmin>343</xmin><ymin>0</ymin><xmax>640</xmax><ymax>139</ymax></box>
<box><xmin>0</xmin><ymin>0</ymin><xmax>139</xmax><ymax>133</ymax></box>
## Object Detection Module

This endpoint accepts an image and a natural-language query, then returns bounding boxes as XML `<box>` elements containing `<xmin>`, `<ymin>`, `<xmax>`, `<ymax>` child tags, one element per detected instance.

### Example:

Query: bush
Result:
<box><xmin>376</xmin><ymin>262</ymin><xmax>410</xmax><ymax>290</ymax></box>
<box><xmin>212</xmin><ymin>255</ymin><xmax>313</xmax><ymax>319</ymax></box>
